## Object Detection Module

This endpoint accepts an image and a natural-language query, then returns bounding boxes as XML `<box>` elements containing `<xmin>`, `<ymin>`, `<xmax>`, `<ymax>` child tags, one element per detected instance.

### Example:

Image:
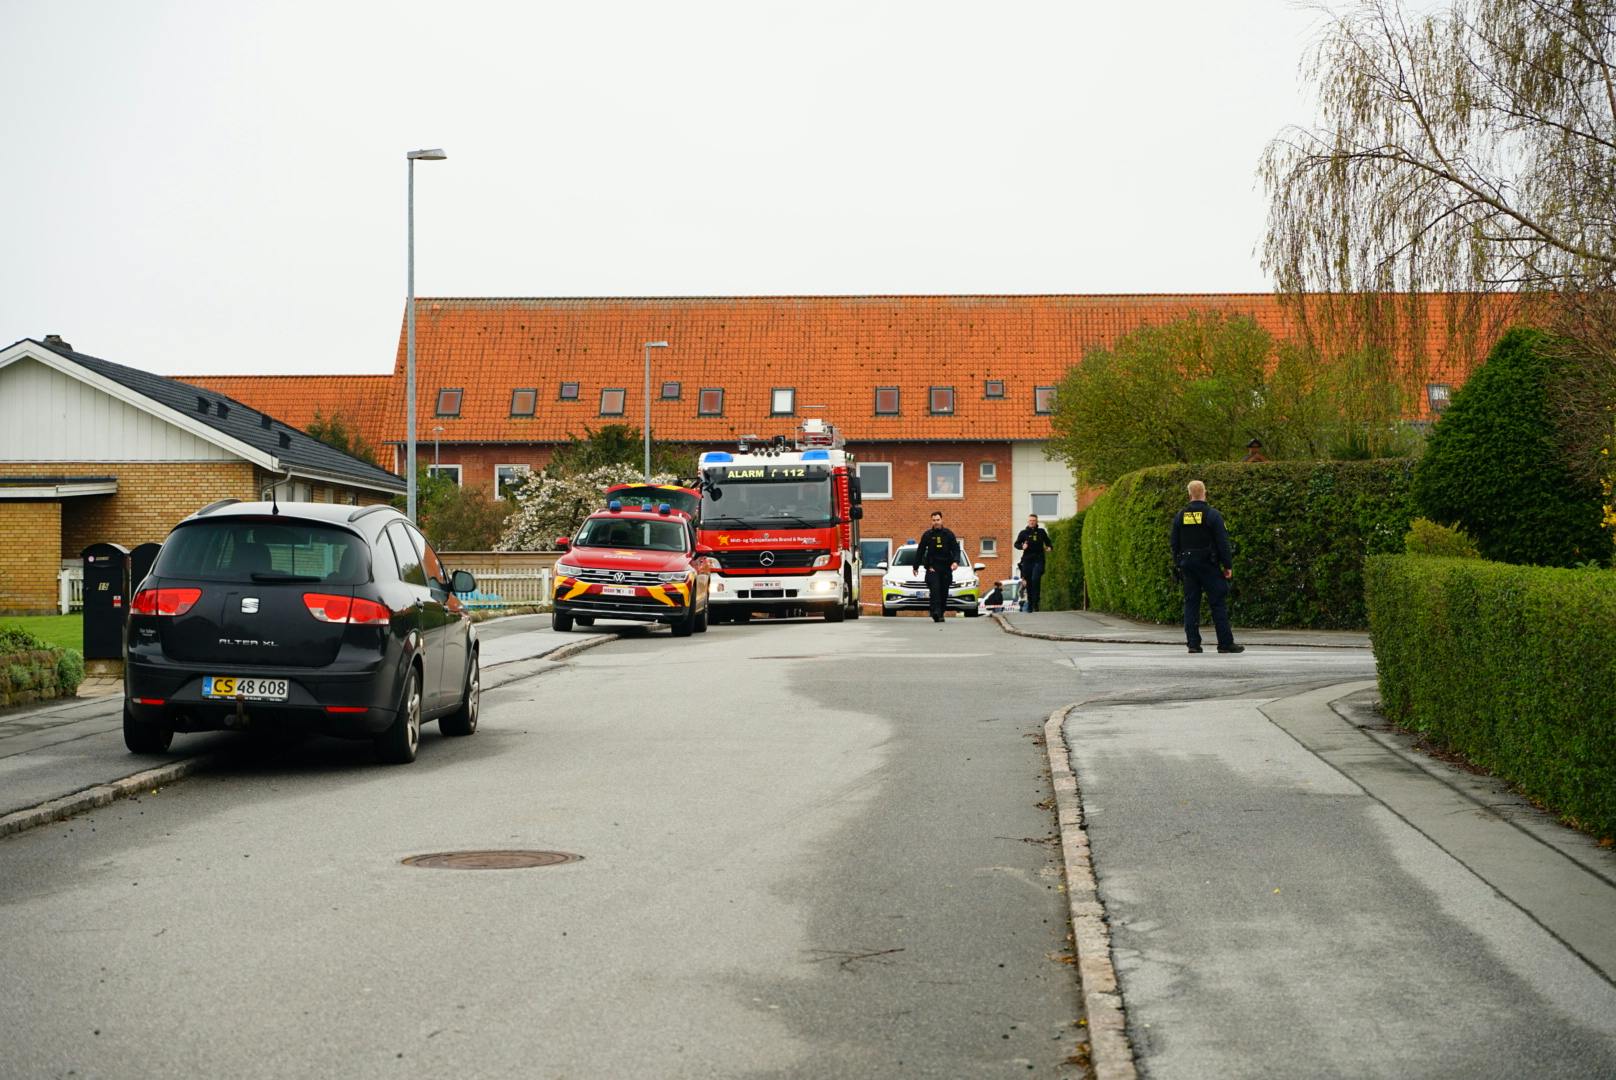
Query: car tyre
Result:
<box><xmin>375</xmin><ymin>668</ymin><xmax>422</xmax><ymax>765</ymax></box>
<box><xmin>693</xmin><ymin>605</ymin><xmax>709</xmax><ymax>633</ymax></box>
<box><xmin>575</xmin><ymin>615</ymin><xmax>595</xmax><ymax>627</ymax></box>
<box><xmin>825</xmin><ymin>597</ymin><xmax>845</xmax><ymax>623</ymax></box>
<box><xmin>671</xmin><ymin>604</ymin><xmax>696</xmax><ymax>637</ymax></box>
<box><xmin>882</xmin><ymin>605</ymin><xmax>897</xmax><ymax>617</ymax></box>
<box><xmin>552</xmin><ymin>608</ymin><xmax>574</xmax><ymax>632</ymax></box>
<box><xmin>964</xmin><ymin>606</ymin><xmax>981</xmax><ymax>618</ymax></box>
<box><xmin>440</xmin><ymin>651</ymin><xmax>479</xmax><ymax>737</ymax></box>
<box><xmin>123</xmin><ymin>702</ymin><xmax>173</xmax><ymax>754</ymax></box>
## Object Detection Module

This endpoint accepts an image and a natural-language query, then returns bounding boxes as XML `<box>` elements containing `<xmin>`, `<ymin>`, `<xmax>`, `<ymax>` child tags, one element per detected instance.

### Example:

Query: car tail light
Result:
<box><xmin>134</xmin><ymin>697</ymin><xmax>165</xmax><ymax>706</ymax></box>
<box><xmin>324</xmin><ymin>705</ymin><xmax>369</xmax><ymax>714</ymax></box>
<box><xmin>303</xmin><ymin>593</ymin><xmax>392</xmax><ymax>625</ymax></box>
<box><xmin>131</xmin><ymin>588</ymin><xmax>202</xmax><ymax>617</ymax></box>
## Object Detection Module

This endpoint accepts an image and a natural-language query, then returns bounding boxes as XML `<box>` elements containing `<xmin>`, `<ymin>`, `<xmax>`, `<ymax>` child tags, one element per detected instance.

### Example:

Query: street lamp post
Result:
<box><xmin>406</xmin><ymin>148</ymin><xmax>447</xmax><ymax>522</ymax></box>
<box><xmin>643</xmin><ymin>340</ymin><xmax>670</xmax><ymax>481</ymax></box>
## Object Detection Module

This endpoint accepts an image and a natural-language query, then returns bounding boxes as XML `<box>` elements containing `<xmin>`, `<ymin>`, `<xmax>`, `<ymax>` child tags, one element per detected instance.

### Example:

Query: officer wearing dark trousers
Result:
<box><xmin>917</xmin><ymin>511</ymin><xmax>959</xmax><ymax>623</ymax></box>
<box><xmin>1170</xmin><ymin>480</ymin><xmax>1244</xmax><ymax>654</ymax></box>
<box><xmin>1014</xmin><ymin>514</ymin><xmax>1054</xmax><ymax>612</ymax></box>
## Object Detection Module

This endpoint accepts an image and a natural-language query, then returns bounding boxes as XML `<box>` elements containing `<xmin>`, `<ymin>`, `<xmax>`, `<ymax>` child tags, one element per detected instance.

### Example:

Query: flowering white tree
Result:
<box><xmin>497</xmin><ymin>464</ymin><xmax>681</xmax><ymax>551</ymax></box>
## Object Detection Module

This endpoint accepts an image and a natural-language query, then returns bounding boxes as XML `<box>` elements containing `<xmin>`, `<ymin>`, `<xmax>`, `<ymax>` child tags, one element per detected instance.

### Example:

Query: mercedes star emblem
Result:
<box><xmin>759</xmin><ymin>551</ymin><xmax>776</xmax><ymax>566</ymax></box>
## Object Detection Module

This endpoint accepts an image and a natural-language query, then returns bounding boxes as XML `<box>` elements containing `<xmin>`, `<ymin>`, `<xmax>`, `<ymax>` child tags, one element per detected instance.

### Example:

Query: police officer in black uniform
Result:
<box><xmin>917</xmin><ymin>511</ymin><xmax>960</xmax><ymax>623</ymax></box>
<box><xmin>1169</xmin><ymin>480</ymin><xmax>1244</xmax><ymax>654</ymax></box>
<box><xmin>1014</xmin><ymin>513</ymin><xmax>1054</xmax><ymax>612</ymax></box>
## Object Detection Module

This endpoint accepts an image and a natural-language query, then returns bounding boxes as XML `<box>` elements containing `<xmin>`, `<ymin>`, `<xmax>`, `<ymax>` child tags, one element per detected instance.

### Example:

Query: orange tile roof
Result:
<box><xmin>180</xmin><ymin>295</ymin><xmax>1506</xmax><ymax>447</ymax></box>
<box><xmin>174</xmin><ymin>374</ymin><xmax>395</xmax><ymax>448</ymax></box>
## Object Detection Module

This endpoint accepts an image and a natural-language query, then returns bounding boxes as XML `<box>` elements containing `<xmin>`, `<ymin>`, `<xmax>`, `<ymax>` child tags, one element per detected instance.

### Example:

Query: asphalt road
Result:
<box><xmin>2</xmin><ymin>614</ymin><xmax>1612</xmax><ymax>1078</ymax></box>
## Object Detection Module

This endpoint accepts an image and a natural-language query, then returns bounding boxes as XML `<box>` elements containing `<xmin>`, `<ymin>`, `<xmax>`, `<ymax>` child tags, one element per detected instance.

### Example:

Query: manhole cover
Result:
<box><xmin>401</xmin><ymin>850</ymin><xmax>582</xmax><ymax>870</ymax></box>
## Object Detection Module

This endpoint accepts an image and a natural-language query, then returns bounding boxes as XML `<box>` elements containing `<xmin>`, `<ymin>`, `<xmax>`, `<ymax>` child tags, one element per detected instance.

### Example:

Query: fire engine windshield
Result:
<box><xmin>575</xmin><ymin>517</ymin><xmax>690</xmax><ymax>552</ymax></box>
<box><xmin>701</xmin><ymin>476</ymin><xmax>835</xmax><ymax>527</ymax></box>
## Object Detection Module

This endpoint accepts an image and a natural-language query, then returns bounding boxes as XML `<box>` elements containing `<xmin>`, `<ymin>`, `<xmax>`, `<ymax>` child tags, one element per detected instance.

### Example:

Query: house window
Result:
<box><xmin>558</xmin><ymin>382</ymin><xmax>580</xmax><ymax>401</ymax></box>
<box><xmin>510</xmin><ymin>389</ymin><xmax>537</xmax><ymax>417</ymax></box>
<box><xmin>928</xmin><ymin>462</ymin><xmax>964</xmax><ymax>499</ymax></box>
<box><xmin>600</xmin><ymin>388</ymin><xmax>626</xmax><ymax>416</ymax></box>
<box><xmin>984</xmin><ymin>379</ymin><xmax>1006</xmax><ymax>399</ymax></box>
<box><xmin>929</xmin><ymin>386</ymin><xmax>955</xmax><ymax>415</ymax></box>
<box><xmin>859</xmin><ymin>538</ymin><xmax>892</xmax><ymax>573</ymax></box>
<box><xmin>771</xmin><ymin>388</ymin><xmax>795</xmax><ymax>416</ymax></box>
<box><xmin>1427</xmin><ymin>383</ymin><xmax>1452</xmax><ymax>413</ymax></box>
<box><xmin>874</xmin><ymin>387</ymin><xmax>900</xmax><ymax>416</ymax></box>
<box><xmin>980</xmin><ymin>537</ymin><xmax>998</xmax><ymax>558</ymax></box>
<box><xmin>661</xmin><ymin>381</ymin><xmax>682</xmax><ymax>400</ymax></box>
<box><xmin>427</xmin><ymin>464</ymin><xmax>462</xmax><ymax>485</ymax></box>
<box><xmin>495</xmin><ymin>464</ymin><xmax>530</xmax><ymax>500</ymax></box>
<box><xmin>857</xmin><ymin>461</ymin><xmax>892</xmax><ymax>499</ymax></box>
<box><xmin>434</xmin><ymin>388</ymin><xmax>462</xmax><ymax>417</ymax></box>
<box><xmin>979</xmin><ymin>461</ymin><xmax>998</xmax><ymax>482</ymax></box>
<box><xmin>1031</xmin><ymin>491</ymin><xmax>1060</xmax><ymax>518</ymax></box>
<box><xmin>1034</xmin><ymin>385</ymin><xmax>1056</xmax><ymax>415</ymax></box>
<box><xmin>699</xmin><ymin>388</ymin><xmax>725</xmax><ymax>416</ymax></box>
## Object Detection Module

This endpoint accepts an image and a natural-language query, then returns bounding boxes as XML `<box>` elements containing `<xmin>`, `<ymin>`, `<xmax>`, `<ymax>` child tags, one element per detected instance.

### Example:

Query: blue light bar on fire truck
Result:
<box><xmin>700</xmin><ymin>452</ymin><xmax>734</xmax><ymax>465</ymax></box>
<box><xmin>801</xmin><ymin>449</ymin><xmax>830</xmax><ymax>461</ymax></box>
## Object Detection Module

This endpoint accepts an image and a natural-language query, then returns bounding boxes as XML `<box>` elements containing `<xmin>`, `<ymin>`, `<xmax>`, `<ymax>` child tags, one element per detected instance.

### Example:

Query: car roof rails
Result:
<box><xmin>348</xmin><ymin>504</ymin><xmax>398</xmax><ymax>523</ymax></box>
<box><xmin>193</xmin><ymin>498</ymin><xmax>240</xmax><ymax>517</ymax></box>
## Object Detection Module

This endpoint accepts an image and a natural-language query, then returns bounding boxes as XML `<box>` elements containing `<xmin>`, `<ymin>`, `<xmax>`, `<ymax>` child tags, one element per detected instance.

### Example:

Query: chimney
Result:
<box><xmin>42</xmin><ymin>334</ymin><xmax>73</xmax><ymax>351</ymax></box>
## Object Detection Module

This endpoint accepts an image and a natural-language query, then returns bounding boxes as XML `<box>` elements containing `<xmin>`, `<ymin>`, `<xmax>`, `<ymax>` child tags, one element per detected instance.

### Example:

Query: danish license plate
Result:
<box><xmin>602</xmin><ymin>585</ymin><xmax>637</xmax><ymax>597</ymax></box>
<box><xmin>203</xmin><ymin>676</ymin><xmax>289</xmax><ymax>701</ymax></box>
<box><xmin>750</xmin><ymin>579</ymin><xmax>783</xmax><ymax>590</ymax></box>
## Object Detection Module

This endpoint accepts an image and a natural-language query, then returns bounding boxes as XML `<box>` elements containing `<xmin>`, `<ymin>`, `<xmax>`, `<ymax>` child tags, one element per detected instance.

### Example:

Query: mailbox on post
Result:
<box><xmin>130</xmin><ymin>542</ymin><xmax>162</xmax><ymax>595</ymax></box>
<box><xmin>81</xmin><ymin>542</ymin><xmax>130</xmax><ymax>661</ymax></box>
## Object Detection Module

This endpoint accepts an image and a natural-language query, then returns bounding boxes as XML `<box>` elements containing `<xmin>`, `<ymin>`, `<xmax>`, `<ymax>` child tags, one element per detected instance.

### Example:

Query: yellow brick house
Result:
<box><xmin>0</xmin><ymin>336</ymin><xmax>404</xmax><ymax>614</ymax></box>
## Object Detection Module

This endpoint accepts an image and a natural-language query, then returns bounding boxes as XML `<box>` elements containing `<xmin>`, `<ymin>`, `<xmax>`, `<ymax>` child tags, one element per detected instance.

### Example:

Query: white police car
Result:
<box><xmin>879</xmin><ymin>541</ymin><xmax>985</xmax><ymax>616</ymax></box>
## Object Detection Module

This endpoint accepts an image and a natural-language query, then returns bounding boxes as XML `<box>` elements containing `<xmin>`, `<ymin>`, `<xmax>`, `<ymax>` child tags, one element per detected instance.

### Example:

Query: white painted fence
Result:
<box><xmin>58</xmin><ymin>567</ymin><xmax>84</xmax><ymax>615</ymax></box>
<box><xmin>457</xmin><ymin>568</ymin><xmax>552</xmax><ymax>610</ymax></box>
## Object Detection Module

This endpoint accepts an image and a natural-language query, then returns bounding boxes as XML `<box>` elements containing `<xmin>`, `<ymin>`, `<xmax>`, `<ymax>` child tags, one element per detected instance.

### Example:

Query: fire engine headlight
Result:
<box><xmin>812</xmin><ymin>553</ymin><xmax>832</xmax><ymax>568</ymax></box>
<box><xmin>809</xmin><ymin>579</ymin><xmax>837</xmax><ymax>593</ymax></box>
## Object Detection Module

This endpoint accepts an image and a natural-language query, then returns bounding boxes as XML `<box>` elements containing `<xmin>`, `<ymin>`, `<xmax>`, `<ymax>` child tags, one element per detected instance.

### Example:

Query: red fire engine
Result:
<box><xmin>697</xmin><ymin>418</ymin><xmax>864</xmax><ymax>623</ymax></box>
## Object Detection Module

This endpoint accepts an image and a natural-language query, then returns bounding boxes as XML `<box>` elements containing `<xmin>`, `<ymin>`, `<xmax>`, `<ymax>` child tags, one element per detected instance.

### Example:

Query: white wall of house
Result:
<box><xmin>0</xmin><ymin>357</ymin><xmax>235</xmax><ymax>462</ymax></box>
<box><xmin>1011</xmin><ymin>441</ymin><xmax>1077</xmax><ymax>534</ymax></box>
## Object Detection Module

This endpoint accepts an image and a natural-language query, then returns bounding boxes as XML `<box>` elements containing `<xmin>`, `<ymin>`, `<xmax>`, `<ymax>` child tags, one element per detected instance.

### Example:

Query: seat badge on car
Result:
<box><xmin>241</xmin><ymin>597</ymin><xmax>260</xmax><ymax>614</ymax></box>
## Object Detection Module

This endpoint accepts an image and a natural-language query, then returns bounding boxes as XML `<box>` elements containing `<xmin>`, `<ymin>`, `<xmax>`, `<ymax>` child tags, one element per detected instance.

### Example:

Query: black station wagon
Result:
<box><xmin>123</xmin><ymin>501</ymin><xmax>479</xmax><ymax>764</ymax></box>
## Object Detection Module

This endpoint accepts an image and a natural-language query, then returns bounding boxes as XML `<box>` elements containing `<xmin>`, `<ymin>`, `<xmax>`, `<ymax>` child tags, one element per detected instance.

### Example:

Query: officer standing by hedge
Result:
<box><xmin>917</xmin><ymin>510</ymin><xmax>960</xmax><ymax>623</ymax></box>
<box><xmin>1014</xmin><ymin>513</ymin><xmax>1054</xmax><ymax>612</ymax></box>
<box><xmin>1170</xmin><ymin>479</ymin><xmax>1244</xmax><ymax>654</ymax></box>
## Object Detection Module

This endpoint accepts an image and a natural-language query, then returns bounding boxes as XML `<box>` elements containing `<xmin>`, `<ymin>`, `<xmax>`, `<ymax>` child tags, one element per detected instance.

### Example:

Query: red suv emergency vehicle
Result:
<box><xmin>551</xmin><ymin>502</ymin><xmax>712</xmax><ymax>636</ymax></box>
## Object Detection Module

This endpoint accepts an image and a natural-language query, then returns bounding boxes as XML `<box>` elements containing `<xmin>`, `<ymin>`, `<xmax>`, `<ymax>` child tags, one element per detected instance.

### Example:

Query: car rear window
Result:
<box><xmin>153</xmin><ymin>520</ymin><xmax>369</xmax><ymax>584</ymax></box>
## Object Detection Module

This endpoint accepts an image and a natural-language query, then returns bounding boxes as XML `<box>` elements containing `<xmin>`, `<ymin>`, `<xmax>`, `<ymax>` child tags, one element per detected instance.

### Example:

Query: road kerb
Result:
<box><xmin>0</xmin><ymin>632</ymin><xmax>622</xmax><ymax>842</ymax></box>
<box><xmin>1046</xmin><ymin>702</ymin><xmax>1138</xmax><ymax>1080</ymax></box>
<box><xmin>994</xmin><ymin>612</ymin><xmax>1366</xmax><ymax>649</ymax></box>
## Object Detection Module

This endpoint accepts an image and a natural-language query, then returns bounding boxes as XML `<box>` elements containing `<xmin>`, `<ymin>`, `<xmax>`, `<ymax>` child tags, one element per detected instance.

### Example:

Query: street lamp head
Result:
<box><xmin>645</xmin><ymin>340</ymin><xmax>670</xmax><ymax>348</ymax></box>
<box><xmin>407</xmin><ymin>148</ymin><xmax>448</xmax><ymax>161</ymax></box>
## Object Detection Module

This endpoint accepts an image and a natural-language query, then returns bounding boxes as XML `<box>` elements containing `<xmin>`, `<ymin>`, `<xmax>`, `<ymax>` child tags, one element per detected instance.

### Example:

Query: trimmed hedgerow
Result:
<box><xmin>1403</xmin><ymin>518</ymin><xmax>1480</xmax><ymax>559</ymax></box>
<box><xmin>1413</xmin><ymin>327</ymin><xmax>1607</xmax><ymax>567</ymax></box>
<box><xmin>1082</xmin><ymin>460</ymin><xmax>1417</xmax><ymax>629</ymax></box>
<box><xmin>1040</xmin><ymin>512</ymin><xmax>1086</xmax><ymax>610</ymax></box>
<box><xmin>1366</xmin><ymin>554</ymin><xmax>1616</xmax><ymax>837</ymax></box>
<box><xmin>0</xmin><ymin>626</ymin><xmax>85</xmax><ymax>706</ymax></box>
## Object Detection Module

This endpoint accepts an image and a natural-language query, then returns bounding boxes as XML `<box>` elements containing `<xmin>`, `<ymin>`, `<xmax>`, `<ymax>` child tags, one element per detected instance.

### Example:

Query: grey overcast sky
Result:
<box><xmin>0</xmin><ymin>0</ymin><xmax>1325</xmax><ymax>376</ymax></box>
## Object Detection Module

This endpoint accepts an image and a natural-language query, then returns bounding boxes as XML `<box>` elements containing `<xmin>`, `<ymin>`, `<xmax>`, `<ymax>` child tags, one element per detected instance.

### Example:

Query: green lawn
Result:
<box><xmin>0</xmin><ymin>614</ymin><xmax>83</xmax><ymax>652</ymax></box>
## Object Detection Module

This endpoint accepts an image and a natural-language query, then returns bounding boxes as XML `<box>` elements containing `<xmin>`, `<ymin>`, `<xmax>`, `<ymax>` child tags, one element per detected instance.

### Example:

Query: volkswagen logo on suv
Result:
<box><xmin>759</xmin><ymin>551</ymin><xmax>776</xmax><ymax>567</ymax></box>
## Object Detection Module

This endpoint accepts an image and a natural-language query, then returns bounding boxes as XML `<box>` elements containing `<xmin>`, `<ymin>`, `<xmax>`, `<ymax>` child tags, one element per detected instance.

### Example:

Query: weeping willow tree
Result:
<box><xmin>1261</xmin><ymin>0</ymin><xmax>1616</xmax><ymax>483</ymax></box>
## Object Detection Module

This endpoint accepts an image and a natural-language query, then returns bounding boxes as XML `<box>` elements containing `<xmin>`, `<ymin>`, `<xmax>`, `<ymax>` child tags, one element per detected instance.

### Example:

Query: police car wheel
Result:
<box><xmin>882</xmin><ymin>606</ymin><xmax>897</xmax><ymax>617</ymax></box>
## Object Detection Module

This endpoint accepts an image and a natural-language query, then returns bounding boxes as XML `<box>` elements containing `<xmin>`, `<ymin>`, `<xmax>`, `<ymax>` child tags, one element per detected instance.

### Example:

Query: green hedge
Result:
<box><xmin>1040</xmin><ymin>512</ymin><xmax>1086</xmax><ymax>610</ymax></box>
<box><xmin>1366</xmin><ymin>554</ymin><xmax>1616</xmax><ymax>837</ymax></box>
<box><xmin>1082</xmin><ymin>460</ymin><xmax>1417</xmax><ymax>629</ymax></box>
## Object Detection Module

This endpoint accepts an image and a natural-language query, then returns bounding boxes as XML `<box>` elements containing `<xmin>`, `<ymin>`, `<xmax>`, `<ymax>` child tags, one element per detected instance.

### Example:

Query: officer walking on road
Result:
<box><xmin>917</xmin><ymin>511</ymin><xmax>959</xmax><ymax>623</ymax></box>
<box><xmin>1170</xmin><ymin>480</ymin><xmax>1244</xmax><ymax>654</ymax></box>
<box><xmin>1013</xmin><ymin>513</ymin><xmax>1054</xmax><ymax>612</ymax></box>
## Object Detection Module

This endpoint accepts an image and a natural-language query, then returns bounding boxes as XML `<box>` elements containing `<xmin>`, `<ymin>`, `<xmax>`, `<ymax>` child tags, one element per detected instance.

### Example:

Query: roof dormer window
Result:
<box><xmin>435</xmin><ymin>388</ymin><xmax>462</xmax><ymax>417</ymax></box>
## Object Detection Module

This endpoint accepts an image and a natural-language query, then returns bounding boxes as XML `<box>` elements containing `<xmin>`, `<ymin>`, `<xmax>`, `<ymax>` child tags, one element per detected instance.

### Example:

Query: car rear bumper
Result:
<box><xmin>125</xmin><ymin>656</ymin><xmax>401</xmax><ymax>737</ymax></box>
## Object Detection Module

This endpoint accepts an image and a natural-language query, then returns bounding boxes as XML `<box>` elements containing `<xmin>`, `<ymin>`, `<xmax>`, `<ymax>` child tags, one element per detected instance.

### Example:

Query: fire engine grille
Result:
<box><xmin>718</xmin><ymin>550</ymin><xmax>826</xmax><ymax>570</ymax></box>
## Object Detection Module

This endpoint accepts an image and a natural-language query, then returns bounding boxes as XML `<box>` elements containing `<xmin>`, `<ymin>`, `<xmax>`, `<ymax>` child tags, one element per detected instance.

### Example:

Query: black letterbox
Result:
<box><xmin>130</xmin><ymin>542</ymin><xmax>163</xmax><ymax>595</ymax></box>
<box><xmin>81</xmin><ymin>542</ymin><xmax>130</xmax><ymax>661</ymax></box>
